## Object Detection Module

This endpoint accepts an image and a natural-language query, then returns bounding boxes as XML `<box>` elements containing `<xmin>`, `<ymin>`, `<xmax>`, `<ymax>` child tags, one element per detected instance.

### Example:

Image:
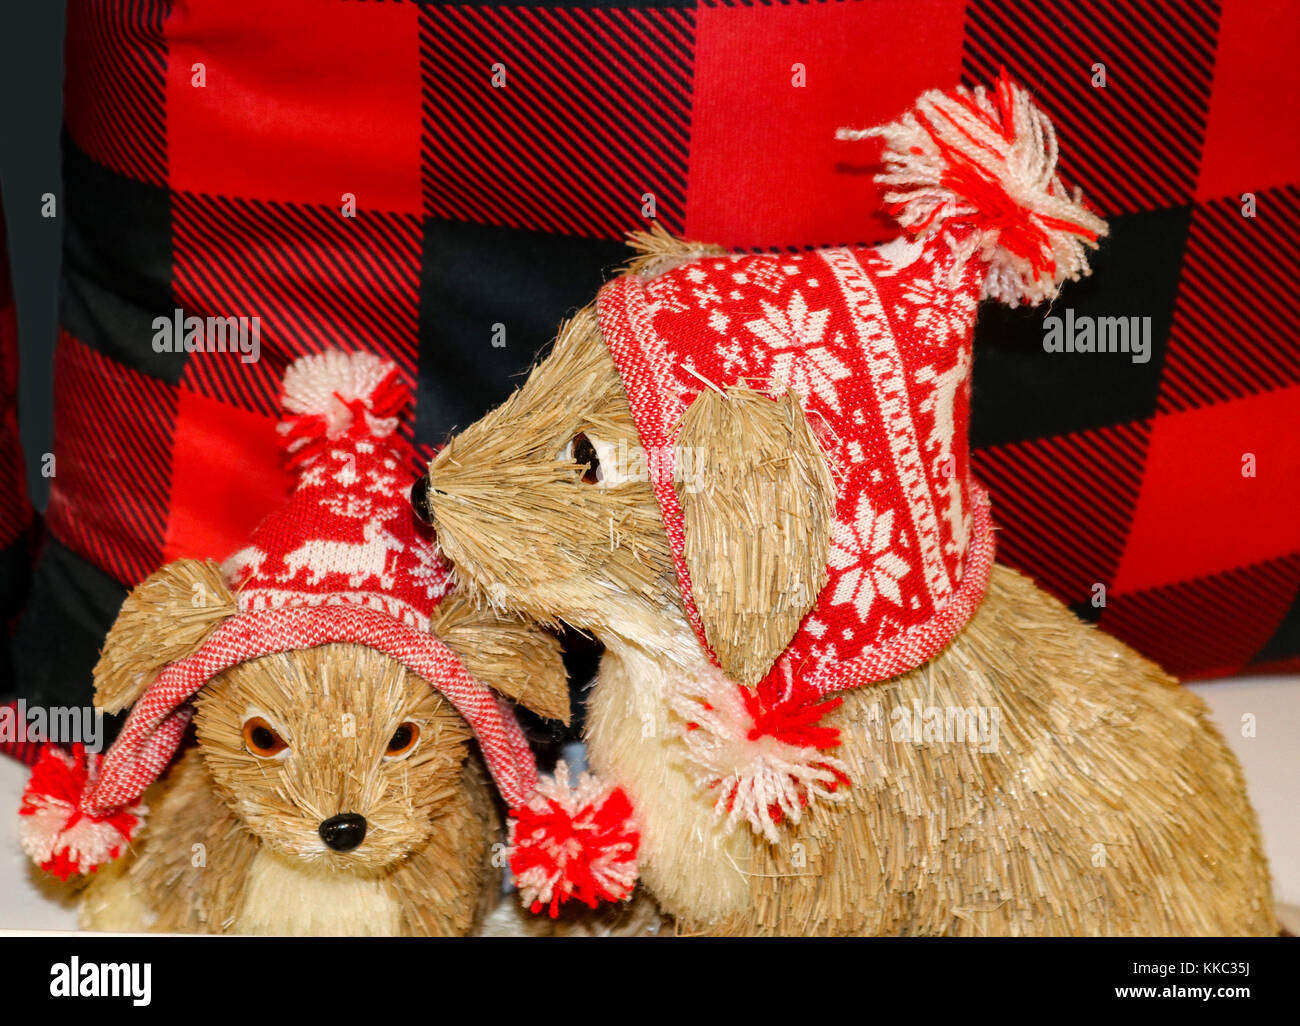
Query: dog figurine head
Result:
<box><xmin>415</xmin><ymin>292</ymin><xmax>834</xmax><ymax>686</ymax></box>
<box><xmin>414</xmin><ymin>77</ymin><xmax>1113</xmax><ymax>698</ymax></box>
<box><xmin>93</xmin><ymin>559</ymin><xmax>568</xmax><ymax>873</ymax></box>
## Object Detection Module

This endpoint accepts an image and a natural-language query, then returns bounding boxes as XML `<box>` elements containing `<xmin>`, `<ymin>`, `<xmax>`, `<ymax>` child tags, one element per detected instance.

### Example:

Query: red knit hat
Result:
<box><xmin>225</xmin><ymin>350</ymin><xmax>453</xmax><ymax>629</ymax></box>
<box><xmin>597</xmin><ymin>75</ymin><xmax>1106</xmax><ymax>840</ymax></box>
<box><xmin>21</xmin><ymin>353</ymin><xmax>638</xmax><ymax>914</ymax></box>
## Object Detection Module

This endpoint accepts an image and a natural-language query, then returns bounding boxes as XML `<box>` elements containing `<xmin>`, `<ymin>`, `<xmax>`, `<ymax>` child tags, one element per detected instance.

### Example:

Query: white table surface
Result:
<box><xmin>3</xmin><ymin>675</ymin><xmax>1296</xmax><ymax>934</ymax></box>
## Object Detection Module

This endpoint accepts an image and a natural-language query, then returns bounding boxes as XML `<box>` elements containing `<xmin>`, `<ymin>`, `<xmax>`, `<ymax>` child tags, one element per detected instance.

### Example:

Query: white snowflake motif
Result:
<box><xmin>298</xmin><ymin>460</ymin><xmax>329</xmax><ymax>488</ymax></box>
<box><xmin>744</xmin><ymin>292</ymin><xmax>850</xmax><ymax>412</ymax></box>
<box><xmin>644</xmin><ymin>275</ymin><xmax>691</xmax><ymax>316</ymax></box>
<box><xmin>827</xmin><ymin>494</ymin><xmax>910</xmax><ymax>621</ymax></box>
<box><xmin>896</xmin><ymin>260</ymin><xmax>978</xmax><ymax>348</ymax></box>
<box><xmin>741</xmin><ymin>255</ymin><xmax>788</xmax><ymax>294</ymax></box>
<box><xmin>693</xmin><ymin>283</ymin><xmax>722</xmax><ymax>308</ymax></box>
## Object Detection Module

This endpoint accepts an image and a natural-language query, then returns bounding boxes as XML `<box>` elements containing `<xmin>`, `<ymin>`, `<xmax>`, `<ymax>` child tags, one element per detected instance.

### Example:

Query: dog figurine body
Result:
<box><xmin>418</xmin><ymin>307</ymin><xmax>1274</xmax><ymax>936</ymax></box>
<box><xmin>22</xmin><ymin>351</ymin><xmax>570</xmax><ymax>936</ymax></box>
<box><xmin>414</xmin><ymin>79</ymin><xmax>1276</xmax><ymax>935</ymax></box>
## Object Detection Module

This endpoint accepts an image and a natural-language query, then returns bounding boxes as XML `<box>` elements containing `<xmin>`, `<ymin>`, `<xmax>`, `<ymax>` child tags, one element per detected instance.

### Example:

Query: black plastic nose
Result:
<box><xmin>319</xmin><ymin>813</ymin><xmax>367</xmax><ymax>852</ymax></box>
<box><xmin>410</xmin><ymin>475</ymin><xmax>434</xmax><ymax>524</ymax></box>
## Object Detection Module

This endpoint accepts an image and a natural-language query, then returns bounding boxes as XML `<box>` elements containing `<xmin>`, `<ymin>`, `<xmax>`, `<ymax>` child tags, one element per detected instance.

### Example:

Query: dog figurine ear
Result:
<box><xmin>94</xmin><ymin>559</ymin><xmax>239</xmax><ymax>714</ymax></box>
<box><xmin>432</xmin><ymin>593</ymin><xmax>571</xmax><ymax>725</ymax></box>
<box><xmin>676</xmin><ymin>386</ymin><xmax>836</xmax><ymax>687</ymax></box>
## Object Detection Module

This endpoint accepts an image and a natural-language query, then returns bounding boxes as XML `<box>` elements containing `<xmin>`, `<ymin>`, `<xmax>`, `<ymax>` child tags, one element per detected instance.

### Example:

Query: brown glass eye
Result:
<box><xmin>571</xmin><ymin>432</ymin><xmax>601</xmax><ymax>484</ymax></box>
<box><xmin>410</xmin><ymin>475</ymin><xmax>434</xmax><ymax>524</ymax></box>
<box><xmin>242</xmin><ymin>717</ymin><xmax>288</xmax><ymax>758</ymax></box>
<box><xmin>385</xmin><ymin>722</ymin><xmax>420</xmax><ymax>759</ymax></box>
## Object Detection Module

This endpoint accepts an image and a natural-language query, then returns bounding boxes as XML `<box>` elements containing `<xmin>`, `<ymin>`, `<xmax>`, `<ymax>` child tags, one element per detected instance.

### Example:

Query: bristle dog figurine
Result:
<box><xmin>19</xmin><ymin>352</ymin><xmax>574</xmax><ymax>936</ymax></box>
<box><xmin>412</xmin><ymin>78</ymin><xmax>1276</xmax><ymax>935</ymax></box>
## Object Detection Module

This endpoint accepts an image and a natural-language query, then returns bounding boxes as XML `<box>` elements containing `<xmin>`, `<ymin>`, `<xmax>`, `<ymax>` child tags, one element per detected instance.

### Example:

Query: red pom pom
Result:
<box><xmin>18</xmin><ymin>744</ymin><xmax>144</xmax><ymax>880</ymax></box>
<box><xmin>507</xmin><ymin>762</ymin><xmax>639</xmax><ymax>918</ymax></box>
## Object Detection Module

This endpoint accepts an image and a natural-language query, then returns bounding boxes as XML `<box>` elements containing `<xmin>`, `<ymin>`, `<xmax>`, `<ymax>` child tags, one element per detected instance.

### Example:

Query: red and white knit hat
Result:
<box><xmin>21</xmin><ymin>352</ymin><xmax>638</xmax><ymax>915</ymax></box>
<box><xmin>597</xmin><ymin>75</ymin><xmax>1107</xmax><ymax>839</ymax></box>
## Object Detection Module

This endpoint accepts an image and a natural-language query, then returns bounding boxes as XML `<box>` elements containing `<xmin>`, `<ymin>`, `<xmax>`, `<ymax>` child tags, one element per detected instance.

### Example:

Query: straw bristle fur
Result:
<box><xmin>624</xmin><ymin>223</ymin><xmax>727</xmax><ymax>278</ymax></box>
<box><xmin>431</xmin><ymin>591</ymin><xmax>571</xmax><ymax>723</ymax></box>
<box><xmin>93</xmin><ymin>559</ymin><xmax>237</xmax><ymax>714</ymax></box>
<box><xmin>588</xmin><ymin>564</ymin><xmax>1276</xmax><ymax>935</ymax></box>
<box><xmin>424</xmin><ymin>304</ymin><xmax>677</xmax><ymax>639</ymax></box>
<box><xmin>82</xmin><ymin>643</ymin><xmax>499</xmax><ymax>935</ymax></box>
<box><xmin>677</xmin><ymin>386</ymin><xmax>834</xmax><ymax>685</ymax></box>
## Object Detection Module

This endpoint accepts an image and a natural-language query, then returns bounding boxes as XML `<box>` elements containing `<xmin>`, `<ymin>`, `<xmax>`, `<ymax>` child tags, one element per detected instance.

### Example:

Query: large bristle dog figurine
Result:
<box><xmin>412</xmin><ymin>77</ymin><xmax>1276</xmax><ymax>935</ymax></box>
<box><xmin>19</xmin><ymin>352</ymin><xmax>585</xmax><ymax>936</ymax></box>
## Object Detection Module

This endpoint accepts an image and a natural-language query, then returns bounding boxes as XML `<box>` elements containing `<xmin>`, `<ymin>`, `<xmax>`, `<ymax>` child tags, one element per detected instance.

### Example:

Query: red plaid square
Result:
<box><xmin>689</xmin><ymin>0</ymin><xmax>967</xmax><ymax>249</ymax></box>
<box><xmin>1115</xmin><ymin>387</ymin><xmax>1300</xmax><ymax>594</ymax></box>
<box><xmin>165</xmin><ymin>0</ymin><xmax>422</xmax><ymax>212</ymax></box>
<box><xmin>1198</xmin><ymin>0</ymin><xmax>1300</xmax><ymax>201</ymax></box>
<box><xmin>45</xmin><ymin>333</ymin><xmax>178</xmax><ymax>585</ymax></box>
<box><xmin>964</xmin><ymin>0</ymin><xmax>1217</xmax><ymax>216</ymax></box>
<box><xmin>64</xmin><ymin>0</ymin><xmax>168</xmax><ymax>186</ymax></box>
<box><xmin>172</xmin><ymin>192</ymin><xmax>421</xmax><ymax>421</ymax></box>
<box><xmin>1102</xmin><ymin>554</ymin><xmax>1300</xmax><ymax>679</ymax></box>
<box><xmin>162</xmin><ymin>387</ymin><xmax>294</xmax><ymax>564</ymax></box>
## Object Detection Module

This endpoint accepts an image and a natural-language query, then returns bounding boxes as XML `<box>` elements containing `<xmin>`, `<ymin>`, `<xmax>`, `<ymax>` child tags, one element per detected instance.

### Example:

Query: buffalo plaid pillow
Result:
<box><xmin>10</xmin><ymin>0</ymin><xmax>1300</xmax><ymax>720</ymax></box>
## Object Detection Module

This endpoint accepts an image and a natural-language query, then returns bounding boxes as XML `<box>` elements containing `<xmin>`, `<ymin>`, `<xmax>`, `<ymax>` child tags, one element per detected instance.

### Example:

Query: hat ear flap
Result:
<box><xmin>677</xmin><ymin>386</ymin><xmax>836</xmax><ymax>687</ymax></box>
<box><xmin>94</xmin><ymin>559</ymin><xmax>238</xmax><ymax>714</ymax></box>
<box><xmin>431</xmin><ymin>593</ymin><xmax>571</xmax><ymax>725</ymax></box>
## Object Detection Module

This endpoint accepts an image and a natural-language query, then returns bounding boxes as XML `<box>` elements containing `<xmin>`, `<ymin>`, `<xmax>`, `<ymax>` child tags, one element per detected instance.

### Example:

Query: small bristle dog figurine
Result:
<box><xmin>19</xmin><ymin>352</ymin><xmax>580</xmax><ymax>936</ymax></box>
<box><xmin>412</xmin><ymin>77</ymin><xmax>1277</xmax><ymax>935</ymax></box>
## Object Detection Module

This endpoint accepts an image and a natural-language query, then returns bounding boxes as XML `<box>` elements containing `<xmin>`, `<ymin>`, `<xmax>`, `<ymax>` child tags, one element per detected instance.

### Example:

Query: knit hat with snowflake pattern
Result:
<box><xmin>595</xmin><ymin>74</ymin><xmax>1107</xmax><ymax>841</ymax></box>
<box><xmin>20</xmin><ymin>352</ymin><xmax>638</xmax><ymax>914</ymax></box>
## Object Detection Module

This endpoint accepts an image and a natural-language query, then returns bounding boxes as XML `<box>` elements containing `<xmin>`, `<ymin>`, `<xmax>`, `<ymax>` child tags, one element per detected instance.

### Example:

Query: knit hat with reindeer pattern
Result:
<box><xmin>21</xmin><ymin>352</ymin><xmax>637</xmax><ymax>915</ymax></box>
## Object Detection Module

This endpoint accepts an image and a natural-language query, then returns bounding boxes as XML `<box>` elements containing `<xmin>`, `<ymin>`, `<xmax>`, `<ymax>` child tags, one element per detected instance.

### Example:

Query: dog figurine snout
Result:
<box><xmin>319</xmin><ymin>813</ymin><xmax>367</xmax><ymax>852</ymax></box>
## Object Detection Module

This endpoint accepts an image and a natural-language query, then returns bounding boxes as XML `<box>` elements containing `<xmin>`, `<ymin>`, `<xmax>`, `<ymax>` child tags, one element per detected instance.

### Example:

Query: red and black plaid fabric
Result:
<box><xmin>0</xmin><ymin>202</ymin><xmax>27</xmax><ymax>547</ymax></box>
<box><xmin>12</xmin><ymin>0</ymin><xmax>1300</xmax><ymax>713</ymax></box>
<box><xmin>2</xmin><ymin>190</ymin><xmax>39</xmax><ymax>762</ymax></box>
<box><xmin>1</xmin><ymin>192</ymin><xmax>35</xmax><ymax>704</ymax></box>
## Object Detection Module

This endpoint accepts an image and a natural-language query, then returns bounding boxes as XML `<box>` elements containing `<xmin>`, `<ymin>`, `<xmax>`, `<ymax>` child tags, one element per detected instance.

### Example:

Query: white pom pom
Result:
<box><xmin>838</xmin><ymin>73</ymin><xmax>1108</xmax><ymax>306</ymax></box>
<box><xmin>670</xmin><ymin>665</ymin><xmax>850</xmax><ymax>844</ymax></box>
<box><xmin>281</xmin><ymin>351</ymin><xmax>400</xmax><ymax>437</ymax></box>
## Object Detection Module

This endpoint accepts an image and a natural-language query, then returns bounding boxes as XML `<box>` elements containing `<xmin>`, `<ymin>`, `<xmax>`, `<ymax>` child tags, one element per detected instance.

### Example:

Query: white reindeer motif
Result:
<box><xmin>222</xmin><ymin>545</ymin><xmax>267</xmax><ymax>583</ymax></box>
<box><xmin>278</xmin><ymin>521</ymin><xmax>404</xmax><ymax>589</ymax></box>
